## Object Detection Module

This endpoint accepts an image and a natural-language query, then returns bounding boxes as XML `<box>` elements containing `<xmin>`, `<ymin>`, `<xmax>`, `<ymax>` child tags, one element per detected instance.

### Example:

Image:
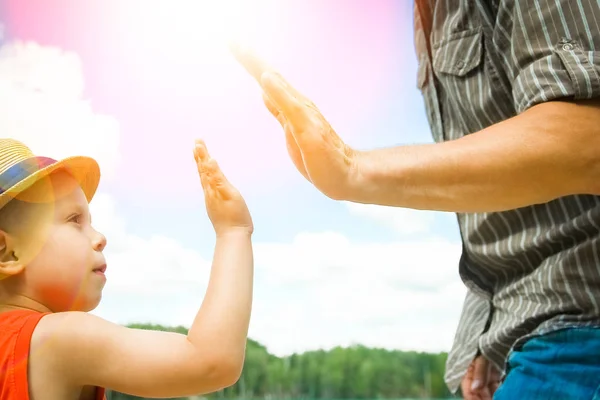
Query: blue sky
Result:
<box><xmin>0</xmin><ymin>0</ymin><xmax>466</xmax><ymax>356</ymax></box>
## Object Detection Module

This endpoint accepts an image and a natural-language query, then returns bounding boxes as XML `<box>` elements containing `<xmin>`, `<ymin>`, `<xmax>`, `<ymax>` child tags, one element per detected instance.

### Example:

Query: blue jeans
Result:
<box><xmin>493</xmin><ymin>327</ymin><xmax>600</xmax><ymax>399</ymax></box>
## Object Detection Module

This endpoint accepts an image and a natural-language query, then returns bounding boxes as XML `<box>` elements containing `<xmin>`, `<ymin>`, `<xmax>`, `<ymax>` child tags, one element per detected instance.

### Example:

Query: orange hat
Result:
<box><xmin>0</xmin><ymin>138</ymin><xmax>100</xmax><ymax>209</ymax></box>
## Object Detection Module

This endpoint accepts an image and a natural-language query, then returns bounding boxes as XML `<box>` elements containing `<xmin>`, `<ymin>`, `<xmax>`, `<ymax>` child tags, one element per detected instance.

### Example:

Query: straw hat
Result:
<box><xmin>0</xmin><ymin>138</ymin><xmax>100</xmax><ymax>210</ymax></box>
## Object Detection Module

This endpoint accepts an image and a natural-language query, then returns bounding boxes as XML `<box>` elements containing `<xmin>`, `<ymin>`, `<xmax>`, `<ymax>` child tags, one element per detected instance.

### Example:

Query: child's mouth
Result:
<box><xmin>93</xmin><ymin>264</ymin><xmax>107</xmax><ymax>276</ymax></box>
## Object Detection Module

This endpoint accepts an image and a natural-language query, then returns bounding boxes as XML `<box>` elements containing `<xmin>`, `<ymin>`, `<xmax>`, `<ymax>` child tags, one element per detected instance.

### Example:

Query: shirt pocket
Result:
<box><xmin>431</xmin><ymin>27</ymin><xmax>490</xmax><ymax>138</ymax></box>
<box><xmin>433</xmin><ymin>28</ymin><xmax>483</xmax><ymax>79</ymax></box>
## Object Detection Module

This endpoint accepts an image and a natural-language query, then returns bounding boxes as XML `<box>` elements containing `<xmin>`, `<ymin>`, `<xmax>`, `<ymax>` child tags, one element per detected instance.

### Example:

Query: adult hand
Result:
<box><xmin>230</xmin><ymin>44</ymin><xmax>362</xmax><ymax>201</ymax></box>
<box><xmin>461</xmin><ymin>355</ymin><xmax>501</xmax><ymax>400</ymax></box>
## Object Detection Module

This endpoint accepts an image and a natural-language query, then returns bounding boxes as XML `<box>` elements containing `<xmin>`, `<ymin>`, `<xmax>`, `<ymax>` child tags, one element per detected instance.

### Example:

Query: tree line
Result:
<box><xmin>107</xmin><ymin>323</ymin><xmax>455</xmax><ymax>400</ymax></box>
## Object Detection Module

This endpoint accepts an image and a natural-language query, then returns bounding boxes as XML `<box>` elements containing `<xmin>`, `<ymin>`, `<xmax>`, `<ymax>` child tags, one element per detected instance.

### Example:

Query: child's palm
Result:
<box><xmin>193</xmin><ymin>140</ymin><xmax>253</xmax><ymax>235</ymax></box>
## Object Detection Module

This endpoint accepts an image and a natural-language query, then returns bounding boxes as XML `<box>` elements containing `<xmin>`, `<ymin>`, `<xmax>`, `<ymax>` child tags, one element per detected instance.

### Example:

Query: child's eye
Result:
<box><xmin>68</xmin><ymin>214</ymin><xmax>82</xmax><ymax>224</ymax></box>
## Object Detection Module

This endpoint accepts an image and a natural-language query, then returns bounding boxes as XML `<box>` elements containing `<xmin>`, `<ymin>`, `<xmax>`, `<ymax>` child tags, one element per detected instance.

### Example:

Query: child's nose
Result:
<box><xmin>93</xmin><ymin>231</ymin><xmax>107</xmax><ymax>252</ymax></box>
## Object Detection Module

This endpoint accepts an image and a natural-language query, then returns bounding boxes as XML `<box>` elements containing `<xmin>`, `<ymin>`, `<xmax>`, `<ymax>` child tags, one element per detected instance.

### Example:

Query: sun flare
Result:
<box><xmin>119</xmin><ymin>0</ymin><xmax>278</xmax><ymax>58</ymax></box>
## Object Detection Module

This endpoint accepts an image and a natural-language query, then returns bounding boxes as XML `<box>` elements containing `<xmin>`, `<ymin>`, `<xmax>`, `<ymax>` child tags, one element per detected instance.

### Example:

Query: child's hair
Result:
<box><xmin>0</xmin><ymin>199</ymin><xmax>22</xmax><ymax>280</ymax></box>
<box><xmin>0</xmin><ymin>196</ymin><xmax>49</xmax><ymax>281</ymax></box>
<box><xmin>0</xmin><ymin>195</ymin><xmax>46</xmax><ymax>231</ymax></box>
<box><xmin>0</xmin><ymin>198</ymin><xmax>26</xmax><ymax>232</ymax></box>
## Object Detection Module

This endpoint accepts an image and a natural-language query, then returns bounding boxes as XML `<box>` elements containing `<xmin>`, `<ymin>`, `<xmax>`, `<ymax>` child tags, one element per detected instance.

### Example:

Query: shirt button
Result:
<box><xmin>562</xmin><ymin>43</ymin><xmax>574</xmax><ymax>51</ymax></box>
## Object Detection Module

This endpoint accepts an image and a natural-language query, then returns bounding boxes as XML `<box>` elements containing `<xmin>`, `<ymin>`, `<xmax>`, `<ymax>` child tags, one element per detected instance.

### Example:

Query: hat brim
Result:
<box><xmin>0</xmin><ymin>156</ymin><xmax>100</xmax><ymax>210</ymax></box>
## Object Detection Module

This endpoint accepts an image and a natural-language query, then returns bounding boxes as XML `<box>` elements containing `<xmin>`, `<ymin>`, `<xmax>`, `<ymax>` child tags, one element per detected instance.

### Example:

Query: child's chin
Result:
<box><xmin>82</xmin><ymin>295</ymin><xmax>102</xmax><ymax>312</ymax></box>
<box><xmin>67</xmin><ymin>292</ymin><xmax>103</xmax><ymax>313</ymax></box>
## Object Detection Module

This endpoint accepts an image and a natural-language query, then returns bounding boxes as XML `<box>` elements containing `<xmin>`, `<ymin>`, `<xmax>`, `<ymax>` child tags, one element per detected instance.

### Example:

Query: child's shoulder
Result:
<box><xmin>30</xmin><ymin>311</ymin><xmax>103</xmax><ymax>362</ymax></box>
<box><xmin>0</xmin><ymin>308</ymin><xmax>47</xmax><ymax>323</ymax></box>
<box><xmin>0</xmin><ymin>309</ymin><xmax>44</xmax><ymax>355</ymax></box>
<box><xmin>0</xmin><ymin>310</ymin><xmax>106</xmax><ymax>400</ymax></box>
<box><xmin>0</xmin><ymin>309</ymin><xmax>52</xmax><ymax>398</ymax></box>
<box><xmin>0</xmin><ymin>310</ymin><xmax>114</xmax><ymax>367</ymax></box>
<box><xmin>0</xmin><ymin>308</ymin><xmax>49</xmax><ymax>347</ymax></box>
<box><xmin>0</xmin><ymin>309</ymin><xmax>58</xmax><ymax>354</ymax></box>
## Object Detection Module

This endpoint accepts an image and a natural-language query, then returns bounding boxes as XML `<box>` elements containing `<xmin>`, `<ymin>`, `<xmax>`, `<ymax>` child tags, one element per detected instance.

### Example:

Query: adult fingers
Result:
<box><xmin>261</xmin><ymin>72</ymin><xmax>311</xmax><ymax>131</ymax></box>
<box><xmin>263</xmin><ymin>92</ymin><xmax>285</xmax><ymax>125</ymax></box>
<box><xmin>284</xmin><ymin>123</ymin><xmax>310</xmax><ymax>181</ymax></box>
<box><xmin>229</xmin><ymin>42</ymin><xmax>274</xmax><ymax>85</ymax></box>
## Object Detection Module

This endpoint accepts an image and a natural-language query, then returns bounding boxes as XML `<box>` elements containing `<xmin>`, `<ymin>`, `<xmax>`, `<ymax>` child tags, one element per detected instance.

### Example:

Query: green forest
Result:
<box><xmin>107</xmin><ymin>324</ymin><xmax>456</xmax><ymax>400</ymax></box>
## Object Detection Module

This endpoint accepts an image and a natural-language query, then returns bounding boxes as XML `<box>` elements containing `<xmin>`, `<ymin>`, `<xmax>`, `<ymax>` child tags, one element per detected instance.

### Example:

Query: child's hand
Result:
<box><xmin>194</xmin><ymin>140</ymin><xmax>253</xmax><ymax>236</ymax></box>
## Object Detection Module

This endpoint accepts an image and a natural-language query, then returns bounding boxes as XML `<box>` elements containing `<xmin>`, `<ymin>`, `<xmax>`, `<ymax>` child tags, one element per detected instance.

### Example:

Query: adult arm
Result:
<box><xmin>232</xmin><ymin>0</ymin><xmax>600</xmax><ymax>213</ymax></box>
<box><xmin>354</xmin><ymin>99</ymin><xmax>600</xmax><ymax>213</ymax></box>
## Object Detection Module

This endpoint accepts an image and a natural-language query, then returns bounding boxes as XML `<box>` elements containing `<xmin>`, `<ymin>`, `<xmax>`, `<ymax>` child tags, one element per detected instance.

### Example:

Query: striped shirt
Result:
<box><xmin>413</xmin><ymin>0</ymin><xmax>600</xmax><ymax>394</ymax></box>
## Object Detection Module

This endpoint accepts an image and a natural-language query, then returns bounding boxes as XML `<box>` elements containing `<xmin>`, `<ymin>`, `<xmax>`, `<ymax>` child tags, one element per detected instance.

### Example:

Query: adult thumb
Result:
<box><xmin>471</xmin><ymin>356</ymin><xmax>490</xmax><ymax>391</ymax></box>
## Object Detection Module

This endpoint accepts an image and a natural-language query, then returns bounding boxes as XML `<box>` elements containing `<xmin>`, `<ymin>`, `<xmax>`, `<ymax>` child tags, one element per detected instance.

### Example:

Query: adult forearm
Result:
<box><xmin>351</xmin><ymin>100</ymin><xmax>600</xmax><ymax>213</ymax></box>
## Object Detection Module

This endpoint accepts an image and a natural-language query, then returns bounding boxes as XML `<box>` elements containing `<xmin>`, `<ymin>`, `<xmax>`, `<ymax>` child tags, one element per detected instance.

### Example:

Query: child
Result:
<box><xmin>0</xmin><ymin>138</ymin><xmax>254</xmax><ymax>399</ymax></box>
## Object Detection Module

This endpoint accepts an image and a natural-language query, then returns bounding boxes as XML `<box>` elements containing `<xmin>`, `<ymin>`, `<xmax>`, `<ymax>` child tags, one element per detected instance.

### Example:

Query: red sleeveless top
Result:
<box><xmin>0</xmin><ymin>310</ymin><xmax>105</xmax><ymax>400</ymax></box>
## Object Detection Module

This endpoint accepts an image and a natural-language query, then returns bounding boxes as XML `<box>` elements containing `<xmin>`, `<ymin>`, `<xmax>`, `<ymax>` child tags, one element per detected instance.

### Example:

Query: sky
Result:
<box><xmin>0</xmin><ymin>0</ymin><xmax>467</xmax><ymax>356</ymax></box>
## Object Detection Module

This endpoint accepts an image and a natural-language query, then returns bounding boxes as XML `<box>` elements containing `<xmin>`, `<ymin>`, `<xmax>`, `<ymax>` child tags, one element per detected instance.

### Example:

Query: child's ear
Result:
<box><xmin>0</xmin><ymin>231</ymin><xmax>25</xmax><ymax>276</ymax></box>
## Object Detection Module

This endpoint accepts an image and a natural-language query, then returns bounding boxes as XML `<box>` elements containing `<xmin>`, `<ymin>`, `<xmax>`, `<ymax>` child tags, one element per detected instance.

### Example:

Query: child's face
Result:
<box><xmin>9</xmin><ymin>170</ymin><xmax>107</xmax><ymax>312</ymax></box>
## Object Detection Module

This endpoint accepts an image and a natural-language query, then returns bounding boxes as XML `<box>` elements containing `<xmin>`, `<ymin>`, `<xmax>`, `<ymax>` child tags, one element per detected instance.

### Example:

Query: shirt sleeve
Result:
<box><xmin>506</xmin><ymin>0</ymin><xmax>600</xmax><ymax>113</ymax></box>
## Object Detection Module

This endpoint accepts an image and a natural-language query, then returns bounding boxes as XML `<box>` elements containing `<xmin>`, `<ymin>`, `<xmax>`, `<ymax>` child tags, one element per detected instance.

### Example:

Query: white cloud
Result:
<box><xmin>0</xmin><ymin>40</ymin><xmax>121</xmax><ymax>180</ymax></box>
<box><xmin>255</xmin><ymin>231</ymin><xmax>460</xmax><ymax>289</ymax></box>
<box><xmin>346</xmin><ymin>201</ymin><xmax>438</xmax><ymax>235</ymax></box>
<box><xmin>249</xmin><ymin>280</ymin><xmax>466</xmax><ymax>356</ymax></box>
<box><xmin>91</xmin><ymin>195</ymin><xmax>465</xmax><ymax>355</ymax></box>
<box><xmin>247</xmin><ymin>232</ymin><xmax>465</xmax><ymax>356</ymax></box>
<box><xmin>89</xmin><ymin>193</ymin><xmax>213</xmax><ymax>324</ymax></box>
<box><xmin>0</xmin><ymin>38</ymin><xmax>467</xmax><ymax>357</ymax></box>
<box><xmin>88</xmin><ymin>196</ymin><xmax>465</xmax><ymax>355</ymax></box>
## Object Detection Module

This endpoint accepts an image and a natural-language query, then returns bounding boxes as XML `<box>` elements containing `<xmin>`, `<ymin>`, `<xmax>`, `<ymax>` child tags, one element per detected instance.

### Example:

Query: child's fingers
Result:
<box><xmin>194</xmin><ymin>142</ymin><xmax>215</xmax><ymax>195</ymax></box>
<box><xmin>205</xmin><ymin>159</ymin><xmax>222</xmax><ymax>192</ymax></box>
<box><xmin>206</xmin><ymin>159</ymin><xmax>236</xmax><ymax>200</ymax></box>
<box><xmin>194</xmin><ymin>139</ymin><xmax>209</xmax><ymax>162</ymax></box>
<box><xmin>193</xmin><ymin>139</ymin><xmax>237</xmax><ymax>200</ymax></box>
